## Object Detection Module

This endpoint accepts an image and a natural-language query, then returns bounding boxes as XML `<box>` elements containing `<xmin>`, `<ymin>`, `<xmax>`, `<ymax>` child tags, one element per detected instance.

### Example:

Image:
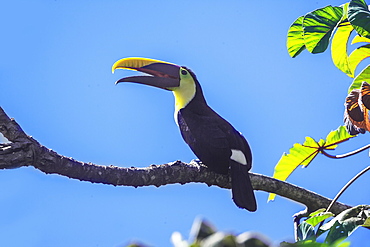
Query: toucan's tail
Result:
<box><xmin>230</xmin><ymin>162</ymin><xmax>257</xmax><ymax>212</ymax></box>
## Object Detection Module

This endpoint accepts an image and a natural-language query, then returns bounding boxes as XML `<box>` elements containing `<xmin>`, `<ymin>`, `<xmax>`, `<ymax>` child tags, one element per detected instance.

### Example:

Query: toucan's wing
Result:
<box><xmin>178</xmin><ymin>110</ymin><xmax>232</xmax><ymax>174</ymax></box>
<box><xmin>178</xmin><ymin>109</ymin><xmax>256</xmax><ymax>211</ymax></box>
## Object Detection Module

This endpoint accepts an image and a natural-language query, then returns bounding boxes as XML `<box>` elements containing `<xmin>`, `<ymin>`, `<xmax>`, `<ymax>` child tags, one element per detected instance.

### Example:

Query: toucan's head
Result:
<box><xmin>112</xmin><ymin>57</ymin><xmax>204</xmax><ymax>113</ymax></box>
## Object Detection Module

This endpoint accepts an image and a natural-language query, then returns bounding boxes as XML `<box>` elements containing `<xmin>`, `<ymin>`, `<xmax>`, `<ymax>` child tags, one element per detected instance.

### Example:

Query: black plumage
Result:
<box><xmin>177</xmin><ymin>68</ymin><xmax>256</xmax><ymax>212</ymax></box>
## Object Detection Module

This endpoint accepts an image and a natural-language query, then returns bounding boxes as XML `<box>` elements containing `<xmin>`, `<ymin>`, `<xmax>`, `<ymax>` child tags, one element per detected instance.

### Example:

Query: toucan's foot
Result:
<box><xmin>191</xmin><ymin>159</ymin><xmax>208</xmax><ymax>169</ymax></box>
<box><xmin>191</xmin><ymin>159</ymin><xmax>202</xmax><ymax>164</ymax></box>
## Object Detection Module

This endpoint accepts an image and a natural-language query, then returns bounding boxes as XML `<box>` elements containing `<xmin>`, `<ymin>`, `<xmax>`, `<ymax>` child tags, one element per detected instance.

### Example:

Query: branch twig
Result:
<box><xmin>0</xmin><ymin>107</ymin><xmax>351</xmax><ymax>215</ymax></box>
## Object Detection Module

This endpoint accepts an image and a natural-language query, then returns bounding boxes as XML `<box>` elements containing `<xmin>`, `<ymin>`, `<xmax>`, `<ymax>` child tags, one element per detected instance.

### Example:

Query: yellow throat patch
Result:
<box><xmin>169</xmin><ymin>68</ymin><xmax>196</xmax><ymax>125</ymax></box>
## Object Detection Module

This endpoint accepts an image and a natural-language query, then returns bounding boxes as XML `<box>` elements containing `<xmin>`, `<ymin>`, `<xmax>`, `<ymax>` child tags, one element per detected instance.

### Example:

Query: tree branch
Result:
<box><xmin>0</xmin><ymin>107</ymin><xmax>350</xmax><ymax>215</ymax></box>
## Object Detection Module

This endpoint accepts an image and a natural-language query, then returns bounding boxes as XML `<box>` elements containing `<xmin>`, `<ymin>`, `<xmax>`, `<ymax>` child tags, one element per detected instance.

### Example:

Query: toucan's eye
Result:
<box><xmin>181</xmin><ymin>70</ymin><xmax>188</xmax><ymax>75</ymax></box>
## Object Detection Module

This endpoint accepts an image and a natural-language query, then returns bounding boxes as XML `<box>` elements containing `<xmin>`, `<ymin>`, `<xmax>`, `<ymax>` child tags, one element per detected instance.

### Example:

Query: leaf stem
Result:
<box><xmin>321</xmin><ymin>144</ymin><xmax>370</xmax><ymax>159</ymax></box>
<box><xmin>326</xmin><ymin>166</ymin><xmax>370</xmax><ymax>213</ymax></box>
<box><xmin>316</xmin><ymin>166</ymin><xmax>370</xmax><ymax>232</ymax></box>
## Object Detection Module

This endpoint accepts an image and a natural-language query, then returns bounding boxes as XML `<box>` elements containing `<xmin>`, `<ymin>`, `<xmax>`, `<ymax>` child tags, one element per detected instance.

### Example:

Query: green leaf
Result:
<box><xmin>331</xmin><ymin>20</ymin><xmax>354</xmax><ymax>77</ymax></box>
<box><xmin>269</xmin><ymin>127</ymin><xmax>355</xmax><ymax>201</ymax></box>
<box><xmin>348</xmin><ymin>44</ymin><xmax>370</xmax><ymax>75</ymax></box>
<box><xmin>348</xmin><ymin>64</ymin><xmax>370</xmax><ymax>93</ymax></box>
<box><xmin>280</xmin><ymin>240</ymin><xmax>350</xmax><ymax>247</ymax></box>
<box><xmin>325</xmin><ymin>221</ymin><xmax>355</xmax><ymax>244</ymax></box>
<box><xmin>331</xmin><ymin>4</ymin><xmax>354</xmax><ymax>77</ymax></box>
<box><xmin>297</xmin><ymin>222</ymin><xmax>316</xmax><ymax>241</ymax></box>
<box><xmin>201</xmin><ymin>233</ymin><xmax>237</xmax><ymax>247</ymax></box>
<box><xmin>303</xmin><ymin>6</ymin><xmax>344</xmax><ymax>54</ymax></box>
<box><xmin>189</xmin><ymin>218</ymin><xmax>216</xmax><ymax>242</ymax></box>
<box><xmin>362</xmin><ymin>215</ymin><xmax>370</xmax><ymax>227</ymax></box>
<box><xmin>309</xmin><ymin>208</ymin><xmax>327</xmax><ymax>217</ymax></box>
<box><xmin>321</xmin><ymin>205</ymin><xmax>370</xmax><ymax>244</ymax></box>
<box><xmin>325</xmin><ymin>126</ymin><xmax>356</xmax><ymax>149</ymax></box>
<box><xmin>287</xmin><ymin>16</ymin><xmax>306</xmax><ymax>57</ymax></box>
<box><xmin>272</xmin><ymin>137</ymin><xmax>319</xmax><ymax>178</ymax></box>
<box><xmin>235</xmin><ymin>232</ymin><xmax>270</xmax><ymax>247</ymax></box>
<box><xmin>348</xmin><ymin>0</ymin><xmax>370</xmax><ymax>38</ymax></box>
<box><xmin>340</xmin><ymin>3</ymin><xmax>350</xmax><ymax>21</ymax></box>
<box><xmin>268</xmin><ymin>138</ymin><xmax>321</xmax><ymax>201</ymax></box>
<box><xmin>337</xmin><ymin>242</ymin><xmax>352</xmax><ymax>247</ymax></box>
<box><xmin>306</xmin><ymin>212</ymin><xmax>335</xmax><ymax>227</ymax></box>
<box><xmin>351</xmin><ymin>34</ymin><xmax>370</xmax><ymax>44</ymax></box>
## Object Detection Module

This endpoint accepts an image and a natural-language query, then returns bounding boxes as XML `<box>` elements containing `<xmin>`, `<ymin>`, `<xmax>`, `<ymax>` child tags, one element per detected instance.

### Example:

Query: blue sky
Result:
<box><xmin>1</xmin><ymin>0</ymin><xmax>370</xmax><ymax>246</ymax></box>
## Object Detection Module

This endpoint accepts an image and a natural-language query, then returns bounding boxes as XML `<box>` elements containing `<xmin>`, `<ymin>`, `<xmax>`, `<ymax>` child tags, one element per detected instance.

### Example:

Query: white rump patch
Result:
<box><xmin>231</xmin><ymin>149</ymin><xmax>247</xmax><ymax>165</ymax></box>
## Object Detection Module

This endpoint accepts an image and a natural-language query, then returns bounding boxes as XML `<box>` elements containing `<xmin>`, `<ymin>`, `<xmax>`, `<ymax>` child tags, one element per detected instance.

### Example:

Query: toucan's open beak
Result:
<box><xmin>112</xmin><ymin>57</ymin><xmax>181</xmax><ymax>90</ymax></box>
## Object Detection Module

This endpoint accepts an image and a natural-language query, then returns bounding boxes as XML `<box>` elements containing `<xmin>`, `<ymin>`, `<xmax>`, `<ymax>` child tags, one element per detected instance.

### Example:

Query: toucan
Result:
<box><xmin>112</xmin><ymin>57</ymin><xmax>257</xmax><ymax>212</ymax></box>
